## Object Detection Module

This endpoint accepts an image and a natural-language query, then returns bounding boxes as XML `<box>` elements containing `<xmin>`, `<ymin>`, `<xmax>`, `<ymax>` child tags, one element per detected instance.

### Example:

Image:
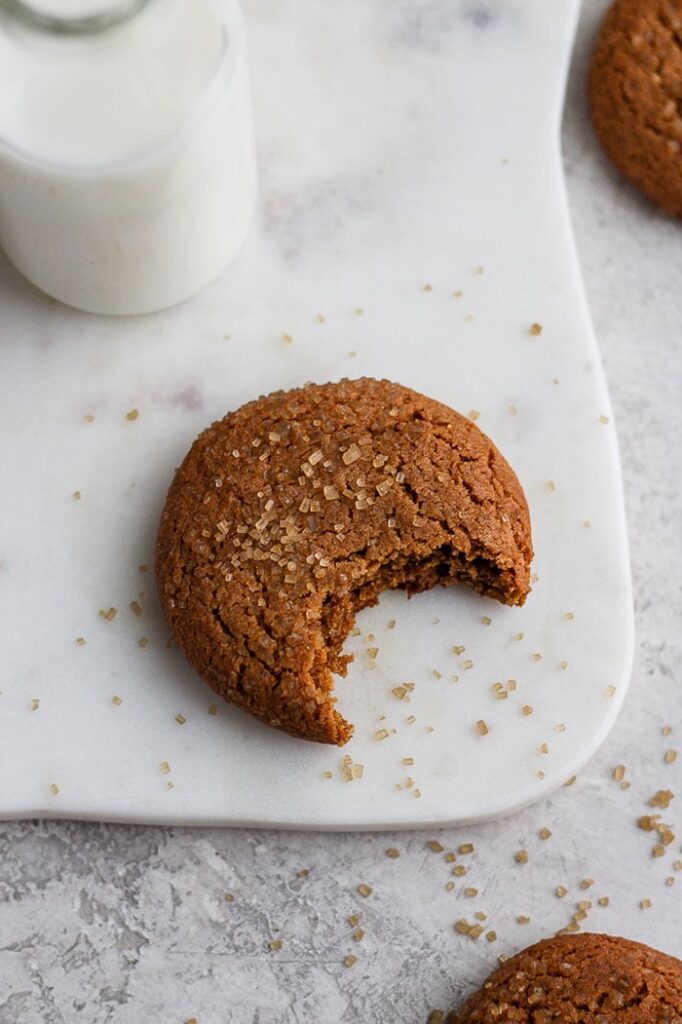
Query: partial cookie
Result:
<box><xmin>588</xmin><ymin>0</ymin><xmax>682</xmax><ymax>216</ymax></box>
<box><xmin>156</xmin><ymin>378</ymin><xmax>532</xmax><ymax>745</ymax></box>
<box><xmin>447</xmin><ymin>933</ymin><xmax>682</xmax><ymax>1023</ymax></box>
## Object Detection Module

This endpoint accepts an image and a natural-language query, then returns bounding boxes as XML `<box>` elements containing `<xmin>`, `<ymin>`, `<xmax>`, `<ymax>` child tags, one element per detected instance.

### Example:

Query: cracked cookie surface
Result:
<box><xmin>588</xmin><ymin>0</ymin><xmax>682</xmax><ymax>217</ymax></box>
<box><xmin>156</xmin><ymin>378</ymin><xmax>532</xmax><ymax>745</ymax></box>
<box><xmin>446</xmin><ymin>933</ymin><xmax>682</xmax><ymax>1023</ymax></box>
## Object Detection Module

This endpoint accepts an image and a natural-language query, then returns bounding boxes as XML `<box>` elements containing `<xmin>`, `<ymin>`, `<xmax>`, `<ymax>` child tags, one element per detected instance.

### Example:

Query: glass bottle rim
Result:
<box><xmin>0</xmin><ymin>0</ymin><xmax>150</xmax><ymax>35</ymax></box>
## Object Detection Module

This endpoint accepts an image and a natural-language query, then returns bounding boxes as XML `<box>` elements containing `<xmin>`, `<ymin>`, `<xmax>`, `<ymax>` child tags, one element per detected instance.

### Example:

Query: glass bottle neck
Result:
<box><xmin>0</xmin><ymin>0</ymin><xmax>150</xmax><ymax>35</ymax></box>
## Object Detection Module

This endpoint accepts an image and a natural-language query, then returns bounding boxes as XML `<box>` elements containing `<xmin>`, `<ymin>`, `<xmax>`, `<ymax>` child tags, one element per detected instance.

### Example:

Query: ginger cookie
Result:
<box><xmin>156</xmin><ymin>378</ymin><xmax>532</xmax><ymax>745</ymax></box>
<box><xmin>588</xmin><ymin>0</ymin><xmax>682</xmax><ymax>216</ymax></box>
<box><xmin>446</xmin><ymin>933</ymin><xmax>682</xmax><ymax>1023</ymax></box>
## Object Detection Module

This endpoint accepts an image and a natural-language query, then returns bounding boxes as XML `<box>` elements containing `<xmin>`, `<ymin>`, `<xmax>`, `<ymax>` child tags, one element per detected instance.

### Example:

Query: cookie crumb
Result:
<box><xmin>648</xmin><ymin>790</ymin><xmax>673</xmax><ymax>808</ymax></box>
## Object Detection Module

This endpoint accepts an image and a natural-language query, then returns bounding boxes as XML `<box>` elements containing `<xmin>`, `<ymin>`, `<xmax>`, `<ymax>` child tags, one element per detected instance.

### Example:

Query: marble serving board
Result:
<box><xmin>0</xmin><ymin>0</ymin><xmax>633</xmax><ymax>828</ymax></box>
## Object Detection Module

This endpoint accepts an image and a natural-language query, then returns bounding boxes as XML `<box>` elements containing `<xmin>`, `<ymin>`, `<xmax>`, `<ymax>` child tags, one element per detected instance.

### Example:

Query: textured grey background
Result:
<box><xmin>1</xmin><ymin>2</ymin><xmax>681</xmax><ymax>1022</ymax></box>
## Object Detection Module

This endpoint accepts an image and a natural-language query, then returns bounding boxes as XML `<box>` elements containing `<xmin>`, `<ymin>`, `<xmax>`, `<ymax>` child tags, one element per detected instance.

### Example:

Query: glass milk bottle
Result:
<box><xmin>0</xmin><ymin>0</ymin><xmax>257</xmax><ymax>315</ymax></box>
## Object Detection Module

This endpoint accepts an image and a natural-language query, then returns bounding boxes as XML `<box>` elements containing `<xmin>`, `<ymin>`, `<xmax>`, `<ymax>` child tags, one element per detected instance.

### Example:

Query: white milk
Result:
<box><xmin>0</xmin><ymin>0</ymin><xmax>257</xmax><ymax>314</ymax></box>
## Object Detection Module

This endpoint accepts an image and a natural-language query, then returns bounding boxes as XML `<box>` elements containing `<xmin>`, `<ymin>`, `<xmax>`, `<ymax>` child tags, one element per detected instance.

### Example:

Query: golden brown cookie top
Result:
<box><xmin>588</xmin><ymin>0</ymin><xmax>682</xmax><ymax>216</ymax></box>
<box><xmin>447</xmin><ymin>933</ymin><xmax>682</xmax><ymax>1023</ymax></box>
<box><xmin>156</xmin><ymin>378</ymin><xmax>531</xmax><ymax>744</ymax></box>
